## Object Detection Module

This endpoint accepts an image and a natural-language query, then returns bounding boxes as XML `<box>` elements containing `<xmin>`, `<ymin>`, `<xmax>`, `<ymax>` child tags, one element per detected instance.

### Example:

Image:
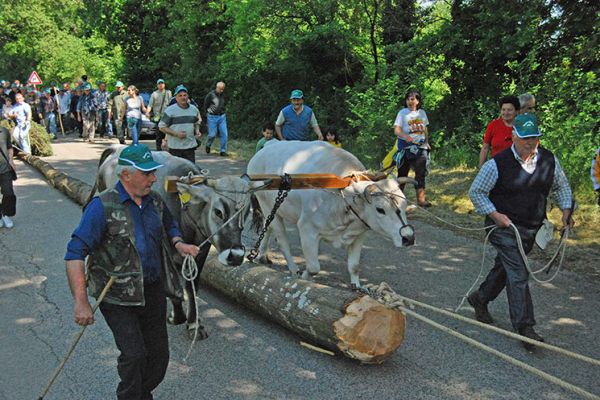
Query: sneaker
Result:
<box><xmin>119</xmin><ymin>138</ymin><xmax>125</xmax><ymax>144</ymax></box>
<box><xmin>2</xmin><ymin>215</ymin><xmax>14</xmax><ymax>228</ymax></box>
<box><xmin>467</xmin><ymin>291</ymin><xmax>494</xmax><ymax>324</ymax></box>
<box><xmin>519</xmin><ymin>326</ymin><xmax>544</xmax><ymax>351</ymax></box>
<box><xmin>220</xmin><ymin>151</ymin><xmax>228</xmax><ymax>157</ymax></box>
<box><xmin>205</xmin><ymin>146</ymin><xmax>211</xmax><ymax>154</ymax></box>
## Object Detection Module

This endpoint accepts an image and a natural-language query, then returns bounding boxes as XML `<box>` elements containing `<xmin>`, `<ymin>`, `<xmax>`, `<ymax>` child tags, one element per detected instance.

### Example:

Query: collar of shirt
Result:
<box><xmin>510</xmin><ymin>144</ymin><xmax>538</xmax><ymax>174</ymax></box>
<box><xmin>116</xmin><ymin>181</ymin><xmax>152</xmax><ymax>209</ymax></box>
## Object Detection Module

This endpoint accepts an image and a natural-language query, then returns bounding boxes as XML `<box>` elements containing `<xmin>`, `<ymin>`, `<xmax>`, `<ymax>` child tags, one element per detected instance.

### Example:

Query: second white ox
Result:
<box><xmin>247</xmin><ymin>141</ymin><xmax>416</xmax><ymax>287</ymax></box>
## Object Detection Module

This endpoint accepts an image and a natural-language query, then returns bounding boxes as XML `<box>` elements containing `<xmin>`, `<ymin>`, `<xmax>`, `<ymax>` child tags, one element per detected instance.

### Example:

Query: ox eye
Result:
<box><xmin>376</xmin><ymin>207</ymin><xmax>385</xmax><ymax>215</ymax></box>
<box><xmin>214</xmin><ymin>209</ymin><xmax>223</xmax><ymax>219</ymax></box>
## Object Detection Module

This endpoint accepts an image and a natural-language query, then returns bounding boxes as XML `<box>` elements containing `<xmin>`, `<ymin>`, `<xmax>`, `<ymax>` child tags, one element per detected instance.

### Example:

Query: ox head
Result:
<box><xmin>176</xmin><ymin>176</ymin><xmax>257</xmax><ymax>266</ymax></box>
<box><xmin>350</xmin><ymin>177</ymin><xmax>416</xmax><ymax>247</ymax></box>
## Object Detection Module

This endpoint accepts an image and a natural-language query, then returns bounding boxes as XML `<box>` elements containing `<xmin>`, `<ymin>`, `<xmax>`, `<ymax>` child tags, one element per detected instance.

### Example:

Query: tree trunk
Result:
<box><xmin>201</xmin><ymin>257</ymin><xmax>406</xmax><ymax>364</ymax></box>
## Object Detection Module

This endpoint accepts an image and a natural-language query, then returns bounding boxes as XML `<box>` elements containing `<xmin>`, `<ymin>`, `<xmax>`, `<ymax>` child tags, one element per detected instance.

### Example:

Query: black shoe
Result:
<box><xmin>119</xmin><ymin>139</ymin><xmax>125</xmax><ymax>144</ymax></box>
<box><xmin>220</xmin><ymin>151</ymin><xmax>228</xmax><ymax>157</ymax></box>
<box><xmin>467</xmin><ymin>291</ymin><xmax>494</xmax><ymax>324</ymax></box>
<box><xmin>205</xmin><ymin>146</ymin><xmax>211</xmax><ymax>154</ymax></box>
<box><xmin>519</xmin><ymin>326</ymin><xmax>544</xmax><ymax>351</ymax></box>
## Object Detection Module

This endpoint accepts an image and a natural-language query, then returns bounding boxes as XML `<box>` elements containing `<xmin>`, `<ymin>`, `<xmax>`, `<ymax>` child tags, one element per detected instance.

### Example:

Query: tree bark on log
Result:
<box><xmin>19</xmin><ymin>153</ymin><xmax>406</xmax><ymax>363</ymax></box>
<box><xmin>202</xmin><ymin>257</ymin><xmax>406</xmax><ymax>364</ymax></box>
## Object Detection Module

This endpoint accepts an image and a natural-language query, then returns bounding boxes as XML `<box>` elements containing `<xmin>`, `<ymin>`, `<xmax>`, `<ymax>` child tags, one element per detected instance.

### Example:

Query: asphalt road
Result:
<box><xmin>1</xmin><ymin>137</ymin><xmax>598</xmax><ymax>400</ymax></box>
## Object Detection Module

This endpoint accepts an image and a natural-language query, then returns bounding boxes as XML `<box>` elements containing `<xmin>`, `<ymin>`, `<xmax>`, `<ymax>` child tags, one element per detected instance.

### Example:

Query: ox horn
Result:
<box><xmin>396</xmin><ymin>177</ymin><xmax>418</xmax><ymax>187</ymax></box>
<box><xmin>362</xmin><ymin>184</ymin><xmax>378</xmax><ymax>204</ymax></box>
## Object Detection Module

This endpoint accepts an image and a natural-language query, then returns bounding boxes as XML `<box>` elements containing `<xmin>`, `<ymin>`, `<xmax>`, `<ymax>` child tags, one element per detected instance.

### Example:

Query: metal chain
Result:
<box><xmin>247</xmin><ymin>173</ymin><xmax>292</xmax><ymax>261</ymax></box>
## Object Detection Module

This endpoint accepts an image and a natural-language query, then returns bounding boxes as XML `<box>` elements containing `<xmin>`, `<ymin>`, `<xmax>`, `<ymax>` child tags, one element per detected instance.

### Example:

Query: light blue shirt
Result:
<box><xmin>469</xmin><ymin>145</ymin><xmax>572</xmax><ymax>215</ymax></box>
<box><xmin>11</xmin><ymin>102</ymin><xmax>31</xmax><ymax>128</ymax></box>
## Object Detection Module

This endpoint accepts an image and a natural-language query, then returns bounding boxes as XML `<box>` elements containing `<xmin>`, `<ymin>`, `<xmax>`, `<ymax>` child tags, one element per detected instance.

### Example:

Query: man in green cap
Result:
<box><xmin>65</xmin><ymin>144</ymin><xmax>199</xmax><ymax>399</ymax></box>
<box><xmin>147</xmin><ymin>78</ymin><xmax>172</xmax><ymax>150</ymax></box>
<box><xmin>468</xmin><ymin>113</ymin><xmax>574</xmax><ymax>351</ymax></box>
<box><xmin>275</xmin><ymin>89</ymin><xmax>323</xmax><ymax>141</ymax></box>
<box><xmin>77</xmin><ymin>82</ymin><xmax>98</xmax><ymax>143</ymax></box>
<box><xmin>109</xmin><ymin>81</ymin><xmax>127</xmax><ymax>144</ymax></box>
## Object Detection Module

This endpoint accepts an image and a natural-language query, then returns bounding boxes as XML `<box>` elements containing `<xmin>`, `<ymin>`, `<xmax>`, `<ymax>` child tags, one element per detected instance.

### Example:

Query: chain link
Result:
<box><xmin>247</xmin><ymin>174</ymin><xmax>292</xmax><ymax>261</ymax></box>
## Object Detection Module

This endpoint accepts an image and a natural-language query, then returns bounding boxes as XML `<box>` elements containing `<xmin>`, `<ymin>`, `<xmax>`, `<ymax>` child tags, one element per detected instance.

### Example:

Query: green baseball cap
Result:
<box><xmin>290</xmin><ymin>89</ymin><xmax>304</xmax><ymax>99</ymax></box>
<box><xmin>83</xmin><ymin>82</ymin><xmax>92</xmax><ymax>90</ymax></box>
<box><xmin>513</xmin><ymin>113</ymin><xmax>542</xmax><ymax>138</ymax></box>
<box><xmin>156</xmin><ymin>78</ymin><xmax>165</xmax><ymax>84</ymax></box>
<box><xmin>115</xmin><ymin>81</ymin><xmax>124</xmax><ymax>87</ymax></box>
<box><xmin>174</xmin><ymin>84</ymin><xmax>187</xmax><ymax>95</ymax></box>
<box><xmin>118</xmin><ymin>144</ymin><xmax>163</xmax><ymax>172</ymax></box>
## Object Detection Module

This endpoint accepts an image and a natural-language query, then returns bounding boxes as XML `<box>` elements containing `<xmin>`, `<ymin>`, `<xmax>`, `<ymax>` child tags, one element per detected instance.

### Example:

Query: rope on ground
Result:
<box><xmin>364</xmin><ymin>282</ymin><xmax>600</xmax><ymax>400</ymax></box>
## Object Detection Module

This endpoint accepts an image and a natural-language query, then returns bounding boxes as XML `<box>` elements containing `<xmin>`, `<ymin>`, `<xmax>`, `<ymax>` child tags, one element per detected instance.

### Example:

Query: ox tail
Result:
<box><xmin>83</xmin><ymin>146</ymin><xmax>118</xmax><ymax>209</ymax></box>
<box><xmin>250</xmin><ymin>194</ymin><xmax>264</xmax><ymax>234</ymax></box>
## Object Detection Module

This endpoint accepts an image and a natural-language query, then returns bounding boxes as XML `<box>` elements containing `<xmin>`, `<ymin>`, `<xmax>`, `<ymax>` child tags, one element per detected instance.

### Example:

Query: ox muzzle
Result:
<box><xmin>218</xmin><ymin>246</ymin><xmax>246</xmax><ymax>266</ymax></box>
<box><xmin>400</xmin><ymin>224</ymin><xmax>415</xmax><ymax>246</ymax></box>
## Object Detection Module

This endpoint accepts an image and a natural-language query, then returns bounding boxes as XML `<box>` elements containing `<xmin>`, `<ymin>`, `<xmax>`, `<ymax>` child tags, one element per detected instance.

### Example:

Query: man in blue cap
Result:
<box><xmin>275</xmin><ymin>89</ymin><xmax>323</xmax><ymax>141</ymax></box>
<box><xmin>159</xmin><ymin>85</ymin><xmax>202</xmax><ymax>163</ymax></box>
<box><xmin>65</xmin><ymin>144</ymin><xmax>199</xmax><ymax>400</ymax></box>
<box><xmin>468</xmin><ymin>114</ymin><xmax>574</xmax><ymax>351</ymax></box>
<box><xmin>77</xmin><ymin>82</ymin><xmax>99</xmax><ymax>143</ymax></box>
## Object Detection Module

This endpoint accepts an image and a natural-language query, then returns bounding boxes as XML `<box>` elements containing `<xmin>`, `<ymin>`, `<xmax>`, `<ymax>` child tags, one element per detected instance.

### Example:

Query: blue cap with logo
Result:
<box><xmin>290</xmin><ymin>89</ymin><xmax>304</xmax><ymax>99</ymax></box>
<box><xmin>174</xmin><ymin>85</ymin><xmax>188</xmax><ymax>95</ymax></box>
<box><xmin>118</xmin><ymin>144</ymin><xmax>163</xmax><ymax>171</ymax></box>
<box><xmin>513</xmin><ymin>113</ymin><xmax>542</xmax><ymax>138</ymax></box>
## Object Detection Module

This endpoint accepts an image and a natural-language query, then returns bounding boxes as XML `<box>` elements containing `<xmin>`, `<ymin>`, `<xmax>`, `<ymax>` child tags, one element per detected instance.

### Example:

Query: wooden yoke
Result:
<box><xmin>164</xmin><ymin>172</ymin><xmax>387</xmax><ymax>193</ymax></box>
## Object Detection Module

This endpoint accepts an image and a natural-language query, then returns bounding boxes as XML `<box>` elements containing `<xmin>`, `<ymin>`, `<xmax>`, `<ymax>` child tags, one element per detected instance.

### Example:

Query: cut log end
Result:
<box><xmin>333</xmin><ymin>295</ymin><xmax>406</xmax><ymax>364</ymax></box>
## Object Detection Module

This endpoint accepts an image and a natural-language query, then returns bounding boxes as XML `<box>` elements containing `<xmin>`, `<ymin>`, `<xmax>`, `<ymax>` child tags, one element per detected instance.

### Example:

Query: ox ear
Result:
<box><xmin>396</xmin><ymin>177</ymin><xmax>418</xmax><ymax>188</ymax></box>
<box><xmin>362</xmin><ymin>184</ymin><xmax>378</xmax><ymax>204</ymax></box>
<box><xmin>176</xmin><ymin>182</ymin><xmax>211</xmax><ymax>206</ymax></box>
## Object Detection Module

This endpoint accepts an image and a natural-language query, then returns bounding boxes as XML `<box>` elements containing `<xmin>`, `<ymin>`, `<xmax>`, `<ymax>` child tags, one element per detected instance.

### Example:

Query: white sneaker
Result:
<box><xmin>2</xmin><ymin>215</ymin><xmax>13</xmax><ymax>228</ymax></box>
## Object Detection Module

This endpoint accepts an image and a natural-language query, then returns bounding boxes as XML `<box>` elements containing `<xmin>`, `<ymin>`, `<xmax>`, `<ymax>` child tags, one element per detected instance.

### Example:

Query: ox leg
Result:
<box><xmin>299</xmin><ymin>227</ymin><xmax>321</xmax><ymax>281</ymax></box>
<box><xmin>347</xmin><ymin>233</ymin><xmax>367</xmax><ymax>289</ymax></box>
<box><xmin>270</xmin><ymin>216</ymin><xmax>299</xmax><ymax>275</ymax></box>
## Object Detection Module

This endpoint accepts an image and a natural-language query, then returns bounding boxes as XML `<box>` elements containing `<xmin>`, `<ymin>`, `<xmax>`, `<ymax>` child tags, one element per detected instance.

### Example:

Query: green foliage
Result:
<box><xmin>1</xmin><ymin>120</ymin><xmax>53</xmax><ymax>156</ymax></box>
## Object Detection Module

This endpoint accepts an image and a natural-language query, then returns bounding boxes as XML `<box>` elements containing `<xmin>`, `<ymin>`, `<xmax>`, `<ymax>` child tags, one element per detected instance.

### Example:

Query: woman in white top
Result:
<box><xmin>393</xmin><ymin>90</ymin><xmax>432</xmax><ymax>207</ymax></box>
<box><xmin>125</xmin><ymin>85</ymin><xmax>147</xmax><ymax>145</ymax></box>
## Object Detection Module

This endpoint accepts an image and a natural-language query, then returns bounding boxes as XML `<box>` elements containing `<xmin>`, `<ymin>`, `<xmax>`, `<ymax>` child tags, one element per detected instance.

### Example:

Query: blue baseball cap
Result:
<box><xmin>290</xmin><ymin>89</ymin><xmax>304</xmax><ymax>99</ymax></box>
<box><xmin>118</xmin><ymin>144</ymin><xmax>163</xmax><ymax>171</ymax></box>
<box><xmin>83</xmin><ymin>82</ymin><xmax>92</xmax><ymax>90</ymax></box>
<box><xmin>174</xmin><ymin>85</ymin><xmax>188</xmax><ymax>95</ymax></box>
<box><xmin>513</xmin><ymin>113</ymin><xmax>542</xmax><ymax>138</ymax></box>
<box><xmin>156</xmin><ymin>78</ymin><xmax>165</xmax><ymax>84</ymax></box>
<box><xmin>115</xmin><ymin>81</ymin><xmax>124</xmax><ymax>87</ymax></box>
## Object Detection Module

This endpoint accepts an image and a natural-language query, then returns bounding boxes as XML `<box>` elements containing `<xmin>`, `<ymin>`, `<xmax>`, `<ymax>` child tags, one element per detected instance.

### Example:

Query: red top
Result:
<box><xmin>483</xmin><ymin>118</ymin><xmax>513</xmax><ymax>157</ymax></box>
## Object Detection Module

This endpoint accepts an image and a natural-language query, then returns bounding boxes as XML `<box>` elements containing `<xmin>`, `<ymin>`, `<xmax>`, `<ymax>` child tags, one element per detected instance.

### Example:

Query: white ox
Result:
<box><xmin>247</xmin><ymin>141</ymin><xmax>416</xmax><ymax>288</ymax></box>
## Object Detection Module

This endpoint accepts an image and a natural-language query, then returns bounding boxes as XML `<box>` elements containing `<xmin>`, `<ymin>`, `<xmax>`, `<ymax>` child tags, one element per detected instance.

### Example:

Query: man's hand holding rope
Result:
<box><xmin>172</xmin><ymin>237</ymin><xmax>200</xmax><ymax>258</ymax></box>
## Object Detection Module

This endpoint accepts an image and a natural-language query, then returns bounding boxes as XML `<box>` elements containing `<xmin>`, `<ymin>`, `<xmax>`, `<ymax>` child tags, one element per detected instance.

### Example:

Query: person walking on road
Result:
<box><xmin>204</xmin><ymin>81</ymin><xmax>228</xmax><ymax>156</ymax></box>
<box><xmin>0</xmin><ymin>126</ymin><xmax>17</xmax><ymax>229</ymax></box>
<box><xmin>64</xmin><ymin>144</ymin><xmax>199</xmax><ymax>400</ymax></box>
<box><xmin>275</xmin><ymin>89</ymin><xmax>323</xmax><ymax>142</ymax></box>
<box><xmin>7</xmin><ymin>93</ymin><xmax>32</xmax><ymax>153</ymax></box>
<box><xmin>42</xmin><ymin>89</ymin><xmax>58</xmax><ymax>140</ymax></box>
<box><xmin>56</xmin><ymin>86</ymin><xmax>72</xmax><ymax>134</ymax></box>
<box><xmin>468</xmin><ymin>113</ymin><xmax>574</xmax><ymax>351</ymax></box>
<box><xmin>159</xmin><ymin>85</ymin><xmax>202</xmax><ymax>163</ymax></box>
<box><xmin>109</xmin><ymin>81</ymin><xmax>127</xmax><ymax>144</ymax></box>
<box><xmin>95</xmin><ymin>82</ymin><xmax>112</xmax><ymax>138</ymax></box>
<box><xmin>147</xmin><ymin>78</ymin><xmax>172</xmax><ymax>150</ymax></box>
<box><xmin>77</xmin><ymin>83</ymin><xmax>99</xmax><ymax>143</ymax></box>
<box><xmin>125</xmin><ymin>85</ymin><xmax>146</xmax><ymax>145</ymax></box>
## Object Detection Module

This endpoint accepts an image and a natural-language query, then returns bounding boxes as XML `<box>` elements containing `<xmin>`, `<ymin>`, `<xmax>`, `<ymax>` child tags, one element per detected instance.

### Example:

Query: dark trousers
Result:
<box><xmin>112</xmin><ymin>118</ymin><xmax>127</xmax><ymax>140</ymax></box>
<box><xmin>0</xmin><ymin>172</ymin><xmax>16</xmax><ymax>217</ymax></box>
<box><xmin>478</xmin><ymin>221</ymin><xmax>537</xmax><ymax>331</ymax></box>
<box><xmin>168</xmin><ymin>147</ymin><xmax>195</xmax><ymax>164</ymax></box>
<box><xmin>97</xmin><ymin>109</ymin><xmax>111</xmax><ymax>136</ymax></box>
<box><xmin>99</xmin><ymin>282</ymin><xmax>169</xmax><ymax>400</ymax></box>
<box><xmin>397</xmin><ymin>150</ymin><xmax>428</xmax><ymax>189</ymax></box>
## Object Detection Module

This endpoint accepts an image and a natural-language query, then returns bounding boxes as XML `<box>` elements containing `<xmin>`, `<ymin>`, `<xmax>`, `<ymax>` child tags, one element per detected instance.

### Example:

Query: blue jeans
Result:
<box><xmin>127</xmin><ymin>117</ymin><xmax>142</xmax><ymax>145</ymax></box>
<box><xmin>45</xmin><ymin>113</ymin><xmax>57</xmax><ymax>136</ymax></box>
<box><xmin>478</xmin><ymin>220</ymin><xmax>537</xmax><ymax>330</ymax></box>
<box><xmin>206</xmin><ymin>113</ymin><xmax>228</xmax><ymax>152</ymax></box>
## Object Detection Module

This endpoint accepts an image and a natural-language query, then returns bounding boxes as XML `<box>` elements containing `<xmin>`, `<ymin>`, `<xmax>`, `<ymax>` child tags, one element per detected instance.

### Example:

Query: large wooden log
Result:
<box><xmin>19</xmin><ymin>153</ymin><xmax>406</xmax><ymax>363</ymax></box>
<box><xmin>201</xmin><ymin>256</ymin><xmax>406</xmax><ymax>364</ymax></box>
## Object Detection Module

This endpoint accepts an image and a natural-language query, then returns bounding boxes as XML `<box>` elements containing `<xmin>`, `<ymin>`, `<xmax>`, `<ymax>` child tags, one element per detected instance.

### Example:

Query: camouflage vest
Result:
<box><xmin>86</xmin><ymin>188</ymin><xmax>183</xmax><ymax>306</ymax></box>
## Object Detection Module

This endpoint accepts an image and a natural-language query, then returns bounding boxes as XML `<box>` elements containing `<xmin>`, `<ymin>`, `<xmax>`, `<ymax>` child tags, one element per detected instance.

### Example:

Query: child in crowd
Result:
<box><xmin>325</xmin><ymin>129</ymin><xmax>342</xmax><ymax>148</ymax></box>
<box><xmin>1</xmin><ymin>97</ymin><xmax>12</xmax><ymax>120</ymax></box>
<box><xmin>255</xmin><ymin>122</ymin><xmax>276</xmax><ymax>153</ymax></box>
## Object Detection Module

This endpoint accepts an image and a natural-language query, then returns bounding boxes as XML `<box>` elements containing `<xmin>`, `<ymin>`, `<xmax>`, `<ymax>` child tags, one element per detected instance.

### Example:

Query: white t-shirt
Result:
<box><xmin>393</xmin><ymin>108</ymin><xmax>429</xmax><ymax>148</ymax></box>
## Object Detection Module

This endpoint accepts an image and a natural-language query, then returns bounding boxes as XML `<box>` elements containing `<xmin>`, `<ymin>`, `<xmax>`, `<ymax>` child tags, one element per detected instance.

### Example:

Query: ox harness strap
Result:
<box><xmin>247</xmin><ymin>173</ymin><xmax>293</xmax><ymax>262</ymax></box>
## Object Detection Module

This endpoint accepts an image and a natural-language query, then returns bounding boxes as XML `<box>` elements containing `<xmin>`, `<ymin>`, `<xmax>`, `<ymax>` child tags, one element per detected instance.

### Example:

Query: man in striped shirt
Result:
<box><xmin>158</xmin><ymin>85</ymin><xmax>202</xmax><ymax>164</ymax></box>
<box><xmin>468</xmin><ymin>114</ymin><xmax>573</xmax><ymax>351</ymax></box>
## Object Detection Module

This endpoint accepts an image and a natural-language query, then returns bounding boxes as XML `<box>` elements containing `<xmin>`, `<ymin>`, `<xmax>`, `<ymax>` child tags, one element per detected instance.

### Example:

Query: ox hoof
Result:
<box><xmin>168</xmin><ymin>312</ymin><xmax>186</xmax><ymax>326</ymax></box>
<box><xmin>350</xmin><ymin>283</ymin><xmax>362</xmax><ymax>292</ymax></box>
<box><xmin>187</xmin><ymin>324</ymin><xmax>209</xmax><ymax>340</ymax></box>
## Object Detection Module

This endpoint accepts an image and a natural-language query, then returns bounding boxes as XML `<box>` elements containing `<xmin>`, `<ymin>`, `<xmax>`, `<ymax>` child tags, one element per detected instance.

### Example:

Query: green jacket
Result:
<box><xmin>108</xmin><ymin>90</ymin><xmax>127</xmax><ymax>119</ymax></box>
<box><xmin>86</xmin><ymin>188</ymin><xmax>183</xmax><ymax>306</ymax></box>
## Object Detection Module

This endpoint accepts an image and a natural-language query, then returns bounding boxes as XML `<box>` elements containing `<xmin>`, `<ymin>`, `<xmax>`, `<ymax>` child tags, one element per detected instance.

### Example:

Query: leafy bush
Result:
<box><xmin>1</xmin><ymin>120</ymin><xmax>53</xmax><ymax>157</ymax></box>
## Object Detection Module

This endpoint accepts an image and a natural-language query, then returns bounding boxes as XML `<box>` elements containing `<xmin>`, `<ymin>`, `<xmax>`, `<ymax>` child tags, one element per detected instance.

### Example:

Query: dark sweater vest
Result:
<box><xmin>489</xmin><ymin>147</ymin><xmax>555</xmax><ymax>229</ymax></box>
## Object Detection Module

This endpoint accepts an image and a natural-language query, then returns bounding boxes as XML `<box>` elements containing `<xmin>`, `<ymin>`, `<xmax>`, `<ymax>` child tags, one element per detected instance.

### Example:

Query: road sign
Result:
<box><xmin>28</xmin><ymin>71</ymin><xmax>43</xmax><ymax>85</ymax></box>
